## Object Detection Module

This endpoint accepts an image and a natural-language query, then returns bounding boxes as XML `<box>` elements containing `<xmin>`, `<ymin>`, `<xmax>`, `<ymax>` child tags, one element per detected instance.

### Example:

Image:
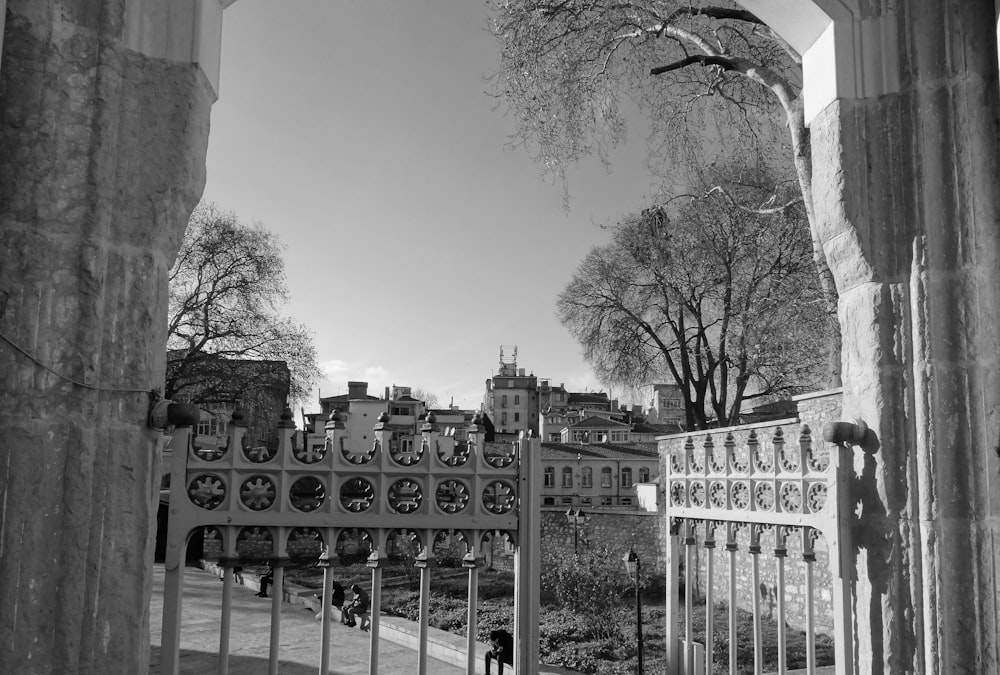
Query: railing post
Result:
<box><xmin>665</xmin><ymin>518</ymin><xmax>681</xmax><ymax>675</ymax></box>
<box><xmin>268</xmin><ymin>564</ymin><xmax>283</xmax><ymax>675</ymax></box>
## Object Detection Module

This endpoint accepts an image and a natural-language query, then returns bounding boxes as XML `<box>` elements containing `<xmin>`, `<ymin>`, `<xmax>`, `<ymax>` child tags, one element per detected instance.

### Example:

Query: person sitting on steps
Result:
<box><xmin>255</xmin><ymin>562</ymin><xmax>274</xmax><ymax>598</ymax></box>
<box><xmin>485</xmin><ymin>629</ymin><xmax>513</xmax><ymax>675</ymax></box>
<box><xmin>343</xmin><ymin>584</ymin><xmax>370</xmax><ymax>630</ymax></box>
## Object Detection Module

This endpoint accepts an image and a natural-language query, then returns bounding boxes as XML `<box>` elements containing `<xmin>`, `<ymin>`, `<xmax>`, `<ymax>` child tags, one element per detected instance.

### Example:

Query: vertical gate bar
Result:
<box><xmin>268</xmin><ymin>565</ymin><xmax>283</xmax><ymax>675</ymax></box>
<box><xmin>684</xmin><ymin>525</ymin><xmax>695</xmax><ymax>674</ymax></box>
<box><xmin>727</xmin><ymin>532</ymin><xmax>738</xmax><ymax>675</ymax></box>
<box><xmin>665</xmin><ymin>522</ymin><xmax>681</xmax><ymax>675</ymax></box>
<box><xmin>776</xmin><ymin>550</ymin><xmax>787</xmax><ymax>674</ymax></box>
<box><xmin>466</xmin><ymin>557</ymin><xmax>479</xmax><ymax>675</ymax></box>
<box><xmin>804</xmin><ymin>544</ymin><xmax>816</xmax><ymax>675</ymax></box>
<box><xmin>417</xmin><ymin>560</ymin><xmax>431</xmax><ymax>675</ymax></box>
<box><xmin>319</xmin><ymin>564</ymin><xmax>333</xmax><ymax>675</ymax></box>
<box><xmin>751</xmin><ymin>532</ymin><xmax>762</xmax><ymax>675</ymax></box>
<box><xmin>161</xmin><ymin>425</ymin><xmax>192</xmax><ymax>675</ymax></box>
<box><xmin>368</xmin><ymin>562</ymin><xmax>383</xmax><ymax>675</ymax></box>
<box><xmin>705</xmin><ymin>529</ymin><xmax>715</xmax><ymax>675</ymax></box>
<box><xmin>219</xmin><ymin>567</ymin><xmax>233</xmax><ymax>675</ymax></box>
<box><xmin>830</xmin><ymin>440</ymin><xmax>855</xmax><ymax>675</ymax></box>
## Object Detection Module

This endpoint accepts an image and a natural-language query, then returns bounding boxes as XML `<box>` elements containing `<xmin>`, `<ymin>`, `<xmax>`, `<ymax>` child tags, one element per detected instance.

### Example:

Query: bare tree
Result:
<box><xmin>166</xmin><ymin>203</ymin><xmax>319</xmax><ymax>411</ymax></box>
<box><xmin>410</xmin><ymin>388</ymin><xmax>441</xmax><ymax>410</ymax></box>
<box><xmin>491</xmin><ymin>0</ymin><xmax>840</xmax><ymax>384</ymax></box>
<box><xmin>558</xmin><ymin>168</ymin><xmax>830</xmax><ymax>429</ymax></box>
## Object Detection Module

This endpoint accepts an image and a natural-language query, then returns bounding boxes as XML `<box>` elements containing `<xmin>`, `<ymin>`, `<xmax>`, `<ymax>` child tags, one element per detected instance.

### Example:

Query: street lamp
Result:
<box><xmin>565</xmin><ymin>508</ymin><xmax>587</xmax><ymax>554</ymax></box>
<box><xmin>623</xmin><ymin>546</ymin><xmax>644</xmax><ymax>674</ymax></box>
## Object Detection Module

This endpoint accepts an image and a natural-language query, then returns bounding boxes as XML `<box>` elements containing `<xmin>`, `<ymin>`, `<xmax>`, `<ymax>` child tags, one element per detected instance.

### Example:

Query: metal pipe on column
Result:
<box><xmin>268</xmin><ymin>565</ymin><xmax>283</xmax><ymax>675</ymax></box>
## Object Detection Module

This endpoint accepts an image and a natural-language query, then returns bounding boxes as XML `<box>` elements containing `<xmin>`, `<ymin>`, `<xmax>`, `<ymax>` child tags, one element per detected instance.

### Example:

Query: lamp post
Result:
<box><xmin>623</xmin><ymin>546</ymin><xmax>644</xmax><ymax>674</ymax></box>
<box><xmin>565</xmin><ymin>508</ymin><xmax>586</xmax><ymax>554</ymax></box>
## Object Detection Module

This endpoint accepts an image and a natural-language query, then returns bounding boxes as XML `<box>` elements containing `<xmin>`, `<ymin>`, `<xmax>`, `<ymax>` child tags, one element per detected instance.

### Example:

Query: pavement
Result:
<box><xmin>149</xmin><ymin>563</ymin><xmax>471</xmax><ymax>675</ymax></box>
<box><xmin>149</xmin><ymin>564</ymin><xmax>583</xmax><ymax>675</ymax></box>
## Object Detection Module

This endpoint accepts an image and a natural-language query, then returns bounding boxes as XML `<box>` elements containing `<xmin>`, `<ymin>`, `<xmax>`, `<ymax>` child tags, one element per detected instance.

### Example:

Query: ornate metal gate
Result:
<box><xmin>661</xmin><ymin>393</ymin><xmax>857</xmax><ymax>675</ymax></box>
<box><xmin>160</xmin><ymin>407</ymin><xmax>540</xmax><ymax>675</ymax></box>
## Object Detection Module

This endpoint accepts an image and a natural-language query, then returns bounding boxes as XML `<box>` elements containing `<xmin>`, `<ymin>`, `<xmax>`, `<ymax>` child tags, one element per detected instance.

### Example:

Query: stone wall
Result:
<box><xmin>0</xmin><ymin>2</ymin><xmax>212</xmax><ymax>672</ymax></box>
<box><xmin>540</xmin><ymin>508</ymin><xmax>666</xmax><ymax>572</ymax></box>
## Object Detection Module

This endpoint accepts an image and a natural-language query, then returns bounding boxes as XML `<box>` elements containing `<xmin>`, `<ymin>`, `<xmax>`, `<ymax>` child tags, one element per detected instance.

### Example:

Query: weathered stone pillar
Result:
<box><xmin>808</xmin><ymin>2</ymin><xmax>1000</xmax><ymax>672</ymax></box>
<box><xmin>0</xmin><ymin>1</ymin><xmax>213</xmax><ymax>672</ymax></box>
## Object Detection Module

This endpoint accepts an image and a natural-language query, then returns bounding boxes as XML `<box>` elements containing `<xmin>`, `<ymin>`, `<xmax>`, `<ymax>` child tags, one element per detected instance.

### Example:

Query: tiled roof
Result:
<box><xmin>540</xmin><ymin>442</ymin><xmax>658</xmax><ymax>460</ymax></box>
<box><xmin>631</xmin><ymin>421</ymin><xmax>685</xmax><ymax>435</ymax></box>
<box><xmin>320</xmin><ymin>393</ymin><xmax>381</xmax><ymax>402</ymax></box>
<box><xmin>568</xmin><ymin>415</ymin><xmax>630</xmax><ymax>429</ymax></box>
<box><xmin>567</xmin><ymin>392</ymin><xmax>610</xmax><ymax>404</ymax></box>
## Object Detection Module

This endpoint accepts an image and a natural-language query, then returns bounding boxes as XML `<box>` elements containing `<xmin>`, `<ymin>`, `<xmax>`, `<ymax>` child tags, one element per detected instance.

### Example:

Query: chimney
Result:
<box><xmin>347</xmin><ymin>381</ymin><xmax>368</xmax><ymax>400</ymax></box>
<box><xmin>385</xmin><ymin>386</ymin><xmax>391</xmax><ymax>401</ymax></box>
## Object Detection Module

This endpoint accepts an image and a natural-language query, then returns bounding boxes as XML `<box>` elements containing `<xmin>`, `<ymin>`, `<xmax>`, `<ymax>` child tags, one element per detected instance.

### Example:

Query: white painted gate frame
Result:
<box><xmin>662</xmin><ymin>418</ymin><xmax>859</xmax><ymax>675</ymax></box>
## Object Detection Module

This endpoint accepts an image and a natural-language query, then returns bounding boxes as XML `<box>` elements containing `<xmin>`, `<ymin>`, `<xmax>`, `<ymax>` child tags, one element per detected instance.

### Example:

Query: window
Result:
<box><xmin>543</xmin><ymin>497</ymin><xmax>555</xmax><ymax>506</ymax></box>
<box><xmin>544</xmin><ymin>467</ymin><xmax>555</xmax><ymax>487</ymax></box>
<box><xmin>601</xmin><ymin>467</ymin><xmax>612</xmax><ymax>488</ymax></box>
<box><xmin>601</xmin><ymin>496</ymin><xmax>613</xmax><ymax>506</ymax></box>
<box><xmin>197</xmin><ymin>414</ymin><xmax>226</xmax><ymax>437</ymax></box>
<box><xmin>514</xmin><ymin>395</ymin><xmax>520</xmax><ymax>405</ymax></box>
<box><xmin>581</xmin><ymin>467</ymin><xmax>593</xmax><ymax>488</ymax></box>
<box><xmin>514</xmin><ymin>412</ymin><xmax>520</xmax><ymax>422</ymax></box>
<box><xmin>621</xmin><ymin>468</ymin><xmax>633</xmax><ymax>488</ymax></box>
<box><xmin>639</xmin><ymin>467</ymin><xmax>650</xmax><ymax>483</ymax></box>
<box><xmin>501</xmin><ymin>395</ymin><xmax>507</xmax><ymax>407</ymax></box>
<box><xmin>501</xmin><ymin>412</ymin><xmax>508</xmax><ymax>425</ymax></box>
<box><xmin>561</xmin><ymin>497</ymin><xmax>573</xmax><ymax>505</ymax></box>
<box><xmin>581</xmin><ymin>497</ymin><xmax>592</xmax><ymax>505</ymax></box>
<box><xmin>562</xmin><ymin>467</ymin><xmax>573</xmax><ymax>488</ymax></box>
<box><xmin>621</xmin><ymin>498</ymin><xmax>633</xmax><ymax>506</ymax></box>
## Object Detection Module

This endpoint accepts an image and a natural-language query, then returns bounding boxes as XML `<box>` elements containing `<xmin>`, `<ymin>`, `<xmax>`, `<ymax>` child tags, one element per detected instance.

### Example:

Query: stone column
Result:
<box><xmin>0</xmin><ymin>1</ymin><xmax>212</xmax><ymax>672</ymax></box>
<box><xmin>809</xmin><ymin>1</ymin><xmax>1000</xmax><ymax>672</ymax></box>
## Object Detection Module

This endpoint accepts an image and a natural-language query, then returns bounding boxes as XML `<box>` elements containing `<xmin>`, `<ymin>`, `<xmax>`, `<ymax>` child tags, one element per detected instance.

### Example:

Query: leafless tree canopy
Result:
<box><xmin>558</xmin><ymin>167</ymin><xmax>831</xmax><ymax>429</ymax></box>
<box><xmin>491</xmin><ymin>0</ymin><xmax>841</xmax><ymax>384</ymax></box>
<box><xmin>166</xmin><ymin>203</ymin><xmax>319</xmax><ymax>409</ymax></box>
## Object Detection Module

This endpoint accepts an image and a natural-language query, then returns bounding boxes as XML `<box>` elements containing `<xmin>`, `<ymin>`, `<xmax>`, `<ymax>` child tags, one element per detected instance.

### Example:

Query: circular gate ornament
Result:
<box><xmin>340</xmin><ymin>477</ymin><xmax>375</xmax><ymax>512</ymax></box>
<box><xmin>482</xmin><ymin>480</ymin><xmax>515</xmax><ymax>514</ymax></box>
<box><xmin>240</xmin><ymin>475</ymin><xmax>277</xmax><ymax>511</ymax></box>
<box><xmin>290</xmin><ymin>476</ymin><xmax>326</xmax><ymax>512</ymax></box>
<box><xmin>387</xmin><ymin>479</ymin><xmax>423</xmax><ymax>514</ymax></box>
<box><xmin>435</xmin><ymin>479</ymin><xmax>470</xmax><ymax>513</ymax></box>
<box><xmin>187</xmin><ymin>474</ymin><xmax>226</xmax><ymax>510</ymax></box>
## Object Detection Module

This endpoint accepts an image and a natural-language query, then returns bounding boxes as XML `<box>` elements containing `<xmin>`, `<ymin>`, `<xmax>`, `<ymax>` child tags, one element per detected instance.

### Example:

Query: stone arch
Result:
<box><xmin>2</xmin><ymin>2</ymin><xmax>1000</xmax><ymax>674</ymax></box>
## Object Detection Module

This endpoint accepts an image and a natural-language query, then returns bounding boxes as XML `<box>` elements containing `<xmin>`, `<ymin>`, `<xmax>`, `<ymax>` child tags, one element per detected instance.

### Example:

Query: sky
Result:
<box><xmin>203</xmin><ymin>0</ymin><xmax>657</xmax><ymax>413</ymax></box>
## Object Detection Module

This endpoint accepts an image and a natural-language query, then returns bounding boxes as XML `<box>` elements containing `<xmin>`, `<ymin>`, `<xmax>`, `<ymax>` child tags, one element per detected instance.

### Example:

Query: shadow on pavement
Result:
<box><xmin>149</xmin><ymin>646</ymin><xmax>321</xmax><ymax>675</ymax></box>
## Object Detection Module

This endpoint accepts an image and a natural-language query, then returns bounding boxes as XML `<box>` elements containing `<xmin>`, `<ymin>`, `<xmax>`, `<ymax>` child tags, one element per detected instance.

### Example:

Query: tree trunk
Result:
<box><xmin>786</xmin><ymin>96</ymin><xmax>842</xmax><ymax>387</ymax></box>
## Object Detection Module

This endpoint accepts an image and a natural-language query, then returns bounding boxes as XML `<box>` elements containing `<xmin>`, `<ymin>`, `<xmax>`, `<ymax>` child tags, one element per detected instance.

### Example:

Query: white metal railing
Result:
<box><xmin>662</xmin><ymin>418</ymin><xmax>855</xmax><ymax>675</ymax></box>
